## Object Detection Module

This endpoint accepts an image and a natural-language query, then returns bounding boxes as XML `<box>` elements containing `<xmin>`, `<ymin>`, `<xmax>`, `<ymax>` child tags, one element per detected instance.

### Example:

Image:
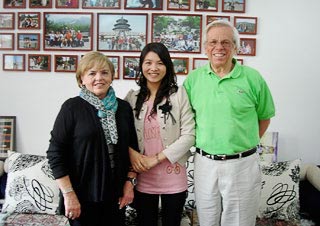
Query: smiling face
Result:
<box><xmin>81</xmin><ymin>65</ymin><xmax>113</xmax><ymax>99</ymax></box>
<box><xmin>205</xmin><ymin>26</ymin><xmax>237</xmax><ymax>71</ymax></box>
<box><xmin>142</xmin><ymin>51</ymin><xmax>167</xmax><ymax>88</ymax></box>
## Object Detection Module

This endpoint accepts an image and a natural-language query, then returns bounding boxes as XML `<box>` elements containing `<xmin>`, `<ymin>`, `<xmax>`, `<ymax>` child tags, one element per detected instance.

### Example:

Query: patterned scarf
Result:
<box><xmin>79</xmin><ymin>86</ymin><xmax>118</xmax><ymax>144</ymax></box>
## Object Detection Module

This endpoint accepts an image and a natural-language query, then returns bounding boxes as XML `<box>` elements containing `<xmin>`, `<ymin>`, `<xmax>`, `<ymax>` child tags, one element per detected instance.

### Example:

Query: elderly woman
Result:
<box><xmin>47</xmin><ymin>51</ymin><xmax>138</xmax><ymax>226</ymax></box>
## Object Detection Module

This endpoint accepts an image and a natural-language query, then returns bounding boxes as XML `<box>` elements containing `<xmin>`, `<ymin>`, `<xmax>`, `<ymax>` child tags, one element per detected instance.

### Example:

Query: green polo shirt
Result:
<box><xmin>183</xmin><ymin>59</ymin><xmax>275</xmax><ymax>155</ymax></box>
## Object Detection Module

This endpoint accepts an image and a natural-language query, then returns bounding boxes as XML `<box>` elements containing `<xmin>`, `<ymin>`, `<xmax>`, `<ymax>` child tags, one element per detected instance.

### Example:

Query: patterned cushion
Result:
<box><xmin>258</xmin><ymin>159</ymin><xmax>301</xmax><ymax>222</ymax></box>
<box><xmin>2</xmin><ymin>152</ymin><xmax>60</xmax><ymax>215</ymax></box>
<box><xmin>185</xmin><ymin>151</ymin><xmax>196</xmax><ymax>211</ymax></box>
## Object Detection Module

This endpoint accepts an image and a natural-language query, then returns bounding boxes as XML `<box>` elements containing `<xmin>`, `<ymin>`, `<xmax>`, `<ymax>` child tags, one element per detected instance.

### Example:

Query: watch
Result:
<box><xmin>126</xmin><ymin>177</ymin><xmax>137</xmax><ymax>186</ymax></box>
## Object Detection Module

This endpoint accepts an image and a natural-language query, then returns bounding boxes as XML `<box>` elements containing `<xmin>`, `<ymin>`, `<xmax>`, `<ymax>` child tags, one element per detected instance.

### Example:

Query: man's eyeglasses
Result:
<box><xmin>206</xmin><ymin>40</ymin><xmax>234</xmax><ymax>48</ymax></box>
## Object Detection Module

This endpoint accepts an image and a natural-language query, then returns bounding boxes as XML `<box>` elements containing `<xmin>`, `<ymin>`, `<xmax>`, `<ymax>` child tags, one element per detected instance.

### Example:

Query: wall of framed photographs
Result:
<box><xmin>0</xmin><ymin>0</ymin><xmax>257</xmax><ymax>78</ymax></box>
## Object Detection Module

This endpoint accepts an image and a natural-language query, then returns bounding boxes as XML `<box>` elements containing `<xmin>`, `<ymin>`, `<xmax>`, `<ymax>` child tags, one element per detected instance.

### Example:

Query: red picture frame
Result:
<box><xmin>234</xmin><ymin>16</ymin><xmax>258</xmax><ymax>35</ymax></box>
<box><xmin>192</xmin><ymin>57</ymin><xmax>208</xmax><ymax>70</ymax></box>
<box><xmin>0</xmin><ymin>13</ymin><xmax>15</xmax><ymax>30</ymax></box>
<box><xmin>222</xmin><ymin>0</ymin><xmax>245</xmax><ymax>13</ymax></box>
<box><xmin>17</xmin><ymin>33</ymin><xmax>40</xmax><ymax>51</ymax></box>
<box><xmin>3</xmin><ymin>54</ymin><xmax>25</xmax><ymax>71</ymax></box>
<box><xmin>3</xmin><ymin>0</ymin><xmax>26</xmax><ymax>8</ymax></box>
<box><xmin>54</xmin><ymin>55</ymin><xmax>78</xmax><ymax>73</ymax></box>
<box><xmin>123</xmin><ymin>56</ymin><xmax>139</xmax><ymax>80</ymax></box>
<box><xmin>0</xmin><ymin>33</ymin><xmax>14</xmax><ymax>50</ymax></box>
<box><xmin>124</xmin><ymin>0</ymin><xmax>162</xmax><ymax>9</ymax></box>
<box><xmin>172</xmin><ymin>57</ymin><xmax>189</xmax><ymax>75</ymax></box>
<box><xmin>106</xmin><ymin>56</ymin><xmax>120</xmax><ymax>80</ymax></box>
<box><xmin>238</xmin><ymin>38</ymin><xmax>256</xmax><ymax>56</ymax></box>
<box><xmin>167</xmin><ymin>0</ymin><xmax>190</xmax><ymax>11</ymax></box>
<box><xmin>82</xmin><ymin>0</ymin><xmax>120</xmax><ymax>9</ymax></box>
<box><xmin>29</xmin><ymin>0</ymin><xmax>52</xmax><ymax>8</ymax></box>
<box><xmin>18</xmin><ymin>12</ymin><xmax>41</xmax><ymax>30</ymax></box>
<box><xmin>28</xmin><ymin>54</ymin><xmax>51</xmax><ymax>72</ymax></box>
<box><xmin>194</xmin><ymin>0</ymin><xmax>218</xmax><ymax>12</ymax></box>
<box><xmin>56</xmin><ymin>0</ymin><xmax>79</xmax><ymax>8</ymax></box>
<box><xmin>206</xmin><ymin>15</ymin><xmax>230</xmax><ymax>25</ymax></box>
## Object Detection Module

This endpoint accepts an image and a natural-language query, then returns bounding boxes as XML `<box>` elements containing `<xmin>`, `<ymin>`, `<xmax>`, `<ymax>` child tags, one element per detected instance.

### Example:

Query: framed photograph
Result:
<box><xmin>195</xmin><ymin>0</ymin><xmax>217</xmax><ymax>12</ymax></box>
<box><xmin>3</xmin><ymin>54</ymin><xmax>25</xmax><ymax>71</ymax></box>
<box><xmin>0</xmin><ymin>33</ymin><xmax>14</xmax><ymax>50</ymax></box>
<box><xmin>28</xmin><ymin>54</ymin><xmax>51</xmax><ymax>72</ymax></box>
<box><xmin>152</xmin><ymin>13</ymin><xmax>202</xmax><ymax>53</ymax></box>
<box><xmin>54</xmin><ymin>55</ymin><xmax>78</xmax><ymax>72</ymax></box>
<box><xmin>44</xmin><ymin>12</ymin><xmax>93</xmax><ymax>51</ymax></box>
<box><xmin>0</xmin><ymin>13</ymin><xmax>15</xmax><ymax>30</ymax></box>
<box><xmin>234</xmin><ymin>16</ymin><xmax>257</xmax><ymax>35</ymax></box>
<box><xmin>17</xmin><ymin>33</ymin><xmax>40</xmax><ymax>51</ymax></box>
<box><xmin>172</xmin><ymin>57</ymin><xmax>188</xmax><ymax>75</ymax></box>
<box><xmin>82</xmin><ymin>0</ymin><xmax>120</xmax><ymax>9</ymax></box>
<box><xmin>222</xmin><ymin>0</ymin><xmax>245</xmax><ymax>13</ymax></box>
<box><xmin>3</xmin><ymin>0</ymin><xmax>26</xmax><ymax>8</ymax></box>
<box><xmin>238</xmin><ymin>38</ymin><xmax>256</xmax><ymax>56</ymax></box>
<box><xmin>123</xmin><ymin>56</ymin><xmax>139</xmax><ymax>80</ymax></box>
<box><xmin>97</xmin><ymin>13</ymin><xmax>148</xmax><ymax>52</ymax></box>
<box><xmin>192</xmin><ymin>57</ymin><xmax>208</xmax><ymax>69</ymax></box>
<box><xmin>106</xmin><ymin>56</ymin><xmax>120</xmax><ymax>79</ymax></box>
<box><xmin>56</xmin><ymin>0</ymin><xmax>79</xmax><ymax>8</ymax></box>
<box><xmin>236</xmin><ymin>58</ymin><xmax>243</xmax><ymax>65</ymax></box>
<box><xmin>0</xmin><ymin>116</ymin><xmax>16</xmax><ymax>159</ymax></box>
<box><xmin>206</xmin><ymin>15</ymin><xmax>230</xmax><ymax>25</ymax></box>
<box><xmin>18</xmin><ymin>12</ymin><xmax>41</xmax><ymax>30</ymax></box>
<box><xmin>167</xmin><ymin>0</ymin><xmax>190</xmax><ymax>11</ymax></box>
<box><xmin>125</xmin><ymin>0</ymin><xmax>162</xmax><ymax>9</ymax></box>
<box><xmin>29</xmin><ymin>0</ymin><xmax>52</xmax><ymax>8</ymax></box>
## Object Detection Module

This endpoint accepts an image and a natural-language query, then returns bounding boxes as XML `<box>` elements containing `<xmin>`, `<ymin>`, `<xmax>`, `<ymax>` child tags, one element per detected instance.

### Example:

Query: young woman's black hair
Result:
<box><xmin>134</xmin><ymin>42</ymin><xmax>178</xmax><ymax>119</ymax></box>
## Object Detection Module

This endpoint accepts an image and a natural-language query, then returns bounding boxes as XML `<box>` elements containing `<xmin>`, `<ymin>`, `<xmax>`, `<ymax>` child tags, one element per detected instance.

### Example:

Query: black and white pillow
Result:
<box><xmin>2</xmin><ymin>152</ymin><xmax>60</xmax><ymax>215</ymax></box>
<box><xmin>258</xmin><ymin>159</ymin><xmax>301</xmax><ymax>222</ymax></box>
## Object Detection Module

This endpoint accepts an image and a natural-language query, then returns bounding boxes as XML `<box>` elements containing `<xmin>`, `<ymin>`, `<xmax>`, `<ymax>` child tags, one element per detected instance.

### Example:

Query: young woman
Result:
<box><xmin>125</xmin><ymin>42</ymin><xmax>195</xmax><ymax>226</ymax></box>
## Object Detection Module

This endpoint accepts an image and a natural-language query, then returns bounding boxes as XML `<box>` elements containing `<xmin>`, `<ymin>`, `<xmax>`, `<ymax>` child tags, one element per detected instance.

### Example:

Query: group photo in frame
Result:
<box><xmin>192</xmin><ymin>57</ymin><xmax>208</xmax><ymax>70</ymax></box>
<box><xmin>0</xmin><ymin>33</ymin><xmax>14</xmax><ymax>50</ymax></box>
<box><xmin>17</xmin><ymin>33</ymin><xmax>40</xmax><ymax>51</ymax></box>
<box><xmin>172</xmin><ymin>57</ymin><xmax>189</xmax><ymax>75</ymax></box>
<box><xmin>56</xmin><ymin>0</ymin><xmax>79</xmax><ymax>8</ymax></box>
<box><xmin>152</xmin><ymin>13</ymin><xmax>202</xmax><ymax>53</ymax></box>
<box><xmin>234</xmin><ymin>16</ymin><xmax>257</xmax><ymax>35</ymax></box>
<box><xmin>123</xmin><ymin>56</ymin><xmax>139</xmax><ymax>80</ymax></box>
<box><xmin>3</xmin><ymin>54</ymin><xmax>25</xmax><ymax>71</ymax></box>
<box><xmin>43</xmin><ymin>12</ymin><xmax>93</xmax><ymax>51</ymax></box>
<box><xmin>222</xmin><ymin>0</ymin><xmax>245</xmax><ymax>13</ymax></box>
<box><xmin>29</xmin><ymin>0</ymin><xmax>52</xmax><ymax>8</ymax></box>
<box><xmin>18</xmin><ymin>12</ymin><xmax>41</xmax><ymax>30</ymax></box>
<box><xmin>206</xmin><ymin>15</ymin><xmax>230</xmax><ymax>25</ymax></box>
<box><xmin>238</xmin><ymin>38</ymin><xmax>256</xmax><ymax>56</ymax></box>
<box><xmin>54</xmin><ymin>55</ymin><xmax>78</xmax><ymax>72</ymax></box>
<box><xmin>3</xmin><ymin>0</ymin><xmax>26</xmax><ymax>8</ymax></box>
<box><xmin>194</xmin><ymin>0</ymin><xmax>218</xmax><ymax>12</ymax></box>
<box><xmin>0</xmin><ymin>13</ymin><xmax>15</xmax><ymax>30</ymax></box>
<box><xmin>82</xmin><ymin>0</ymin><xmax>120</xmax><ymax>8</ymax></box>
<box><xmin>97</xmin><ymin>13</ymin><xmax>148</xmax><ymax>52</ymax></box>
<box><xmin>167</xmin><ymin>0</ymin><xmax>190</xmax><ymax>11</ymax></box>
<box><xmin>106</xmin><ymin>56</ymin><xmax>120</xmax><ymax>79</ymax></box>
<box><xmin>28</xmin><ymin>54</ymin><xmax>51</xmax><ymax>72</ymax></box>
<box><xmin>0</xmin><ymin>116</ymin><xmax>16</xmax><ymax>159</ymax></box>
<box><xmin>125</xmin><ymin>0</ymin><xmax>162</xmax><ymax>9</ymax></box>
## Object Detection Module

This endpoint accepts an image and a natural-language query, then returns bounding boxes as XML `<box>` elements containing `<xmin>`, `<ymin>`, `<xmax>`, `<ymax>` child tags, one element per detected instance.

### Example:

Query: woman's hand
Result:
<box><xmin>129</xmin><ymin>148</ymin><xmax>149</xmax><ymax>173</ymax></box>
<box><xmin>63</xmin><ymin>191</ymin><xmax>81</xmax><ymax>220</ymax></box>
<box><xmin>119</xmin><ymin>181</ymin><xmax>134</xmax><ymax>209</ymax></box>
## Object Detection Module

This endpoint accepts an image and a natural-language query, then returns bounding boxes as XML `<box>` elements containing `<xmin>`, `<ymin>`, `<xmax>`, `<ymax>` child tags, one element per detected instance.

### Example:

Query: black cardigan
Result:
<box><xmin>47</xmin><ymin>97</ymin><xmax>138</xmax><ymax>202</ymax></box>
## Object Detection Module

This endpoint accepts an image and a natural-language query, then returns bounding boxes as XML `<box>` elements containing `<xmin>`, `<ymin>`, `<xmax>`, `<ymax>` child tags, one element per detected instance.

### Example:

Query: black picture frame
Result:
<box><xmin>0</xmin><ymin>116</ymin><xmax>16</xmax><ymax>159</ymax></box>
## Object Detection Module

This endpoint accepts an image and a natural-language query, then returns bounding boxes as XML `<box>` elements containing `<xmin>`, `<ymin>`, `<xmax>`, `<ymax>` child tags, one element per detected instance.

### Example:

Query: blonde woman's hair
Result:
<box><xmin>76</xmin><ymin>51</ymin><xmax>115</xmax><ymax>87</ymax></box>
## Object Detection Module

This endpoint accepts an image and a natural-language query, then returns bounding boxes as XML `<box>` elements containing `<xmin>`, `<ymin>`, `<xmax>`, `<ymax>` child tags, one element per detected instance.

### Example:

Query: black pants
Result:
<box><xmin>134</xmin><ymin>190</ymin><xmax>187</xmax><ymax>226</ymax></box>
<box><xmin>69</xmin><ymin>201</ymin><xmax>125</xmax><ymax>226</ymax></box>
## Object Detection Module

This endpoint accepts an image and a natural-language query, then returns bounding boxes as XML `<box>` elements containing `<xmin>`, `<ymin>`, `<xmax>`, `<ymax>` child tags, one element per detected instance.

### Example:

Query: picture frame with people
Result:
<box><xmin>167</xmin><ymin>0</ymin><xmax>191</xmax><ymax>11</ymax></box>
<box><xmin>152</xmin><ymin>13</ymin><xmax>202</xmax><ymax>53</ymax></box>
<box><xmin>17</xmin><ymin>33</ymin><xmax>40</xmax><ymax>51</ymax></box>
<box><xmin>123</xmin><ymin>56</ymin><xmax>139</xmax><ymax>80</ymax></box>
<box><xmin>237</xmin><ymin>38</ymin><xmax>256</xmax><ymax>56</ymax></box>
<box><xmin>234</xmin><ymin>16</ymin><xmax>257</xmax><ymax>35</ymax></box>
<box><xmin>222</xmin><ymin>0</ymin><xmax>245</xmax><ymax>13</ymax></box>
<box><xmin>0</xmin><ymin>13</ymin><xmax>15</xmax><ymax>30</ymax></box>
<box><xmin>172</xmin><ymin>57</ymin><xmax>189</xmax><ymax>75</ymax></box>
<box><xmin>97</xmin><ymin>13</ymin><xmax>148</xmax><ymax>52</ymax></box>
<box><xmin>43</xmin><ymin>12</ymin><xmax>93</xmax><ymax>51</ymax></box>
<box><xmin>28</xmin><ymin>54</ymin><xmax>51</xmax><ymax>72</ymax></box>
<box><xmin>194</xmin><ymin>0</ymin><xmax>218</xmax><ymax>12</ymax></box>
<box><xmin>124</xmin><ymin>0</ymin><xmax>162</xmax><ymax>9</ymax></box>
<box><xmin>54</xmin><ymin>55</ymin><xmax>78</xmax><ymax>72</ymax></box>
<box><xmin>3</xmin><ymin>0</ymin><xmax>26</xmax><ymax>8</ymax></box>
<box><xmin>82</xmin><ymin>0</ymin><xmax>120</xmax><ymax>9</ymax></box>
<box><xmin>56</xmin><ymin>0</ymin><xmax>79</xmax><ymax>8</ymax></box>
<box><xmin>29</xmin><ymin>0</ymin><xmax>52</xmax><ymax>8</ymax></box>
<box><xmin>18</xmin><ymin>12</ymin><xmax>41</xmax><ymax>30</ymax></box>
<box><xmin>106</xmin><ymin>56</ymin><xmax>120</xmax><ymax>79</ymax></box>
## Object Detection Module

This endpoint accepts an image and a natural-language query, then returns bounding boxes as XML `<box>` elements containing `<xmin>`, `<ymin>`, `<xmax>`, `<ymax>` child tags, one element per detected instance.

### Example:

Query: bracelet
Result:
<box><xmin>61</xmin><ymin>187</ymin><xmax>74</xmax><ymax>194</ymax></box>
<box><xmin>156</xmin><ymin>153</ymin><xmax>161</xmax><ymax>164</ymax></box>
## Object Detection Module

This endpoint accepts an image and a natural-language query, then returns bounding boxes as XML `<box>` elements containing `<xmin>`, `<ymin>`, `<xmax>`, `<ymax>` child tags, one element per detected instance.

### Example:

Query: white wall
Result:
<box><xmin>1</xmin><ymin>0</ymin><xmax>319</xmax><ymax>164</ymax></box>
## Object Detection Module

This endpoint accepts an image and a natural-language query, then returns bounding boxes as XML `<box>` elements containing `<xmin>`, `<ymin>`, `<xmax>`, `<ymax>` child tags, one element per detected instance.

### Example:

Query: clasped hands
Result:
<box><xmin>129</xmin><ymin>149</ymin><xmax>159</xmax><ymax>173</ymax></box>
